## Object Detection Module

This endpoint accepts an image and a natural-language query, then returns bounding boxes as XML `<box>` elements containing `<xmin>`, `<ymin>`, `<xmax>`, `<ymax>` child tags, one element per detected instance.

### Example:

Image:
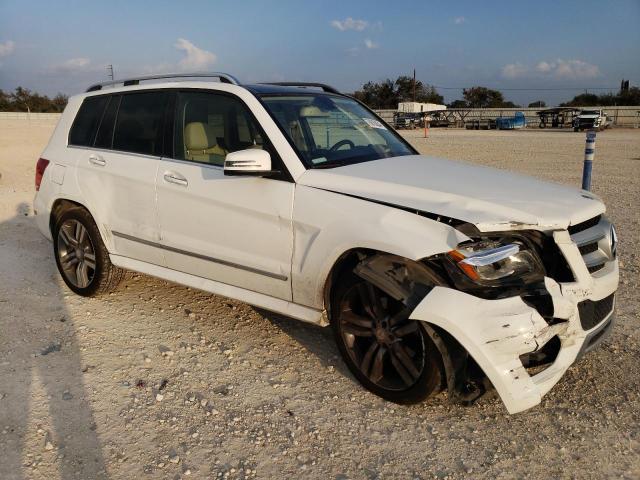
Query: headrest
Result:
<box><xmin>185</xmin><ymin>122</ymin><xmax>211</xmax><ymax>150</ymax></box>
<box><xmin>299</xmin><ymin>106</ymin><xmax>330</xmax><ymax>118</ymax></box>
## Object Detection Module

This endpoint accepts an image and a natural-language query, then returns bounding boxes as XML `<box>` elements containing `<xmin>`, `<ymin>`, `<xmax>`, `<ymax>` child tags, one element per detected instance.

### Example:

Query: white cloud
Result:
<box><xmin>501</xmin><ymin>62</ymin><xmax>528</xmax><ymax>79</ymax></box>
<box><xmin>453</xmin><ymin>16</ymin><xmax>466</xmax><ymax>25</ymax></box>
<box><xmin>501</xmin><ymin>58</ymin><xmax>601</xmax><ymax>80</ymax></box>
<box><xmin>535</xmin><ymin>59</ymin><xmax>600</xmax><ymax>79</ymax></box>
<box><xmin>331</xmin><ymin>17</ymin><xmax>369</xmax><ymax>31</ymax></box>
<box><xmin>51</xmin><ymin>57</ymin><xmax>93</xmax><ymax>73</ymax></box>
<box><xmin>139</xmin><ymin>39</ymin><xmax>217</xmax><ymax>75</ymax></box>
<box><xmin>364</xmin><ymin>39</ymin><xmax>378</xmax><ymax>49</ymax></box>
<box><xmin>0</xmin><ymin>40</ymin><xmax>15</xmax><ymax>57</ymax></box>
<box><xmin>347</xmin><ymin>39</ymin><xmax>379</xmax><ymax>55</ymax></box>
<box><xmin>535</xmin><ymin>61</ymin><xmax>552</xmax><ymax>73</ymax></box>
<box><xmin>174</xmin><ymin>38</ymin><xmax>216</xmax><ymax>70</ymax></box>
<box><xmin>63</xmin><ymin>57</ymin><xmax>90</xmax><ymax>68</ymax></box>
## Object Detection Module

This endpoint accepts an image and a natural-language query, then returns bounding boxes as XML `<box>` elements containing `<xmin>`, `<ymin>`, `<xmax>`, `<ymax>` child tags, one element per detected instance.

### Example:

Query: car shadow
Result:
<box><xmin>0</xmin><ymin>204</ymin><xmax>108</xmax><ymax>480</ymax></box>
<box><xmin>252</xmin><ymin>307</ymin><xmax>354</xmax><ymax>381</ymax></box>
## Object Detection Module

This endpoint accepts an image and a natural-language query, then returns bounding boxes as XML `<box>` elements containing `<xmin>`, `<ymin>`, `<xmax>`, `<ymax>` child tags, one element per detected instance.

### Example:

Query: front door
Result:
<box><xmin>155</xmin><ymin>90</ymin><xmax>294</xmax><ymax>300</ymax></box>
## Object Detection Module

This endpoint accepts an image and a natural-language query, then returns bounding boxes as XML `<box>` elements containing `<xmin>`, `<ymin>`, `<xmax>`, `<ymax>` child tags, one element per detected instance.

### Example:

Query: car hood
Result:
<box><xmin>298</xmin><ymin>155</ymin><xmax>605</xmax><ymax>232</ymax></box>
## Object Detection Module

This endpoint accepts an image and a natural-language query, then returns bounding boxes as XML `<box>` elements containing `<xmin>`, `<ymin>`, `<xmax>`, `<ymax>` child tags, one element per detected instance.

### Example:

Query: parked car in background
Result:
<box><xmin>574</xmin><ymin>109</ymin><xmax>611</xmax><ymax>131</ymax></box>
<box><xmin>424</xmin><ymin>110</ymin><xmax>451</xmax><ymax>128</ymax></box>
<box><xmin>537</xmin><ymin>107</ymin><xmax>580</xmax><ymax>129</ymax></box>
<box><xmin>392</xmin><ymin>112</ymin><xmax>422</xmax><ymax>129</ymax></box>
<box><xmin>34</xmin><ymin>73</ymin><xmax>618</xmax><ymax>414</ymax></box>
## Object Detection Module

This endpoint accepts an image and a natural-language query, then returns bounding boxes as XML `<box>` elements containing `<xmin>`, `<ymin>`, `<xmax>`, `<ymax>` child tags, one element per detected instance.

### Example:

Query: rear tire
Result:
<box><xmin>331</xmin><ymin>271</ymin><xmax>442</xmax><ymax>404</ymax></box>
<box><xmin>53</xmin><ymin>207</ymin><xmax>124</xmax><ymax>296</ymax></box>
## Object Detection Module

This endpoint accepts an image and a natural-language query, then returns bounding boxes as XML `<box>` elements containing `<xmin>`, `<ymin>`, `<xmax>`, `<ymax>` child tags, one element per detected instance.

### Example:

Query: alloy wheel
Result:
<box><xmin>338</xmin><ymin>282</ymin><xmax>427</xmax><ymax>391</ymax></box>
<box><xmin>56</xmin><ymin>219</ymin><xmax>97</xmax><ymax>289</ymax></box>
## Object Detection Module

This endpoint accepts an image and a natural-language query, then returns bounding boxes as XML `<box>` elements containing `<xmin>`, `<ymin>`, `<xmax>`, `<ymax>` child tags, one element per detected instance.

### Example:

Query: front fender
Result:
<box><xmin>291</xmin><ymin>186</ymin><xmax>469</xmax><ymax>309</ymax></box>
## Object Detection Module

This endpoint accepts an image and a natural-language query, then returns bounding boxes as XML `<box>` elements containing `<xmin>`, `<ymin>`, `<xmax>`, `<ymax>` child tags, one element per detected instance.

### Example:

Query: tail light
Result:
<box><xmin>35</xmin><ymin>158</ymin><xmax>50</xmax><ymax>191</ymax></box>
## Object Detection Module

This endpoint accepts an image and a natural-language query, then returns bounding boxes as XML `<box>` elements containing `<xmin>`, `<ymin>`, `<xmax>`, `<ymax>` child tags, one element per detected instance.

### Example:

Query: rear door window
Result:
<box><xmin>68</xmin><ymin>95</ymin><xmax>109</xmax><ymax>146</ymax></box>
<box><xmin>113</xmin><ymin>92</ymin><xmax>167</xmax><ymax>156</ymax></box>
<box><xmin>94</xmin><ymin>95</ymin><xmax>120</xmax><ymax>149</ymax></box>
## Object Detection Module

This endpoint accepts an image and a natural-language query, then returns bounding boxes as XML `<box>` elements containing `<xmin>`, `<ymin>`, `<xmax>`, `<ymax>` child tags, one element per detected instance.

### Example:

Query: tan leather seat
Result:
<box><xmin>184</xmin><ymin>122</ymin><xmax>227</xmax><ymax>165</ymax></box>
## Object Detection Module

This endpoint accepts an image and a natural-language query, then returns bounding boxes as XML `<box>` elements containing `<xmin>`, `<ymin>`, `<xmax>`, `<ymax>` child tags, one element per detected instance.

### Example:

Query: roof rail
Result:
<box><xmin>86</xmin><ymin>72</ymin><xmax>241</xmax><ymax>93</ymax></box>
<box><xmin>261</xmin><ymin>82</ymin><xmax>342</xmax><ymax>95</ymax></box>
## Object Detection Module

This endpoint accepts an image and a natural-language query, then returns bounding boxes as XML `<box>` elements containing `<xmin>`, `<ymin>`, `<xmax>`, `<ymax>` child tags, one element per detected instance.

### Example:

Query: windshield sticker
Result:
<box><xmin>363</xmin><ymin>118</ymin><xmax>386</xmax><ymax>130</ymax></box>
<box><xmin>311</xmin><ymin>156</ymin><xmax>328</xmax><ymax>165</ymax></box>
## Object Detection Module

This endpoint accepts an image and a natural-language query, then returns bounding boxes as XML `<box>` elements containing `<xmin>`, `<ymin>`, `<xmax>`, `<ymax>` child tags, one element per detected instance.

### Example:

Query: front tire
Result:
<box><xmin>331</xmin><ymin>272</ymin><xmax>442</xmax><ymax>404</ymax></box>
<box><xmin>53</xmin><ymin>207</ymin><xmax>124</xmax><ymax>296</ymax></box>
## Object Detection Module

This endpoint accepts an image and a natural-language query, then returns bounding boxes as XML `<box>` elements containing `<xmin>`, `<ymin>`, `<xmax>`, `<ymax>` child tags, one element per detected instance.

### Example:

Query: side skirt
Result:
<box><xmin>109</xmin><ymin>255</ymin><xmax>327</xmax><ymax>326</ymax></box>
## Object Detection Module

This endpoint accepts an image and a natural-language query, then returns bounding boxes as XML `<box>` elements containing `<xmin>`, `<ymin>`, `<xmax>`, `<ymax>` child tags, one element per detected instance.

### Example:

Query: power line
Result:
<box><xmin>432</xmin><ymin>85</ymin><xmax>618</xmax><ymax>91</ymax></box>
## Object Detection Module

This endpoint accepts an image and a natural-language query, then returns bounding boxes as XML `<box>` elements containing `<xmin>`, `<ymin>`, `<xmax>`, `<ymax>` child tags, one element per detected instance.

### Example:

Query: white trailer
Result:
<box><xmin>398</xmin><ymin>102</ymin><xmax>447</xmax><ymax>113</ymax></box>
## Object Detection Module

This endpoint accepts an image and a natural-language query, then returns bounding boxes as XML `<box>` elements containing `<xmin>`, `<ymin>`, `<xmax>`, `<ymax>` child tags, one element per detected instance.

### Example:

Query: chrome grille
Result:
<box><xmin>569</xmin><ymin>216</ymin><xmax>615</xmax><ymax>276</ymax></box>
<box><xmin>578</xmin><ymin>241</ymin><xmax>598</xmax><ymax>255</ymax></box>
<box><xmin>568</xmin><ymin>215</ymin><xmax>601</xmax><ymax>235</ymax></box>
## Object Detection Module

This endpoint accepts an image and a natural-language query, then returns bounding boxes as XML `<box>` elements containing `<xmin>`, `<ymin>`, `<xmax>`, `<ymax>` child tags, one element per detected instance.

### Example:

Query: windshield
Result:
<box><xmin>260</xmin><ymin>94</ymin><xmax>415</xmax><ymax>168</ymax></box>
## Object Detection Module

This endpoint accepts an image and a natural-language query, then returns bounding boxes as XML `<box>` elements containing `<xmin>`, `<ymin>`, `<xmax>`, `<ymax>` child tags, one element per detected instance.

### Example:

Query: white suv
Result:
<box><xmin>34</xmin><ymin>73</ymin><xmax>619</xmax><ymax>414</ymax></box>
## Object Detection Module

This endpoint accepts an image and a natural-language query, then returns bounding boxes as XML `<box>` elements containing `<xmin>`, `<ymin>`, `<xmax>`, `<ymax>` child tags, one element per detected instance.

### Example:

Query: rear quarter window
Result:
<box><xmin>68</xmin><ymin>95</ymin><xmax>109</xmax><ymax>146</ymax></box>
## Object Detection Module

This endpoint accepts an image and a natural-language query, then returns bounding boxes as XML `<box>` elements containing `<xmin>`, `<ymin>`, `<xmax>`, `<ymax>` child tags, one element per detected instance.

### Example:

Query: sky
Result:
<box><xmin>1</xmin><ymin>0</ymin><xmax>639</xmax><ymax>106</ymax></box>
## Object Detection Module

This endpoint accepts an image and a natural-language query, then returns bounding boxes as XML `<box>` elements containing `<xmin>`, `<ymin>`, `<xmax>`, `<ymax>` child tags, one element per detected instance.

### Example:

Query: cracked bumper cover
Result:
<box><xmin>409</xmin><ymin>257</ymin><xmax>619</xmax><ymax>414</ymax></box>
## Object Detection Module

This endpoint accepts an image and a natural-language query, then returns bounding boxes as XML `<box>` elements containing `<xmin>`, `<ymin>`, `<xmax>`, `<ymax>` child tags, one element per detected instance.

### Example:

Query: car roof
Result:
<box><xmin>242</xmin><ymin>83</ymin><xmax>340</xmax><ymax>96</ymax></box>
<box><xmin>83</xmin><ymin>72</ymin><xmax>345</xmax><ymax>98</ymax></box>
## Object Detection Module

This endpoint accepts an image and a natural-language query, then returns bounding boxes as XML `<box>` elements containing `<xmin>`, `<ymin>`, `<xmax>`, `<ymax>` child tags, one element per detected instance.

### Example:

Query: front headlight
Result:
<box><xmin>446</xmin><ymin>239</ymin><xmax>544</xmax><ymax>286</ymax></box>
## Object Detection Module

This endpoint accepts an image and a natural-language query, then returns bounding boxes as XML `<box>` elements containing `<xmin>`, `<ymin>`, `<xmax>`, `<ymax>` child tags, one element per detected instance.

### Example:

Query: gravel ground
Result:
<box><xmin>0</xmin><ymin>120</ymin><xmax>639</xmax><ymax>480</ymax></box>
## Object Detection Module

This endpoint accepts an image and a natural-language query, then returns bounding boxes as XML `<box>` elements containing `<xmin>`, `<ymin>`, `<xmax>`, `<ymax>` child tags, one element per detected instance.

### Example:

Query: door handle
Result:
<box><xmin>88</xmin><ymin>154</ymin><xmax>106</xmax><ymax>166</ymax></box>
<box><xmin>163</xmin><ymin>171</ymin><xmax>188</xmax><ymax>186</ymax></box>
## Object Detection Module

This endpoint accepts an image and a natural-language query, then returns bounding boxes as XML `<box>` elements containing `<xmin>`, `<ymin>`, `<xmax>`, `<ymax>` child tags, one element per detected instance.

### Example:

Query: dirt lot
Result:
<box><xmin>1</xmin><ymin>120</ymin><xmax>639</xmax><ymax>480</ymax></box>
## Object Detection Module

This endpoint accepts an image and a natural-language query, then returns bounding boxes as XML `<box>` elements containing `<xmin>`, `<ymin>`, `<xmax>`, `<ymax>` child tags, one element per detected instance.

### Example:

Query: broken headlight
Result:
<box><xmin>446</xmin><ymin>239</ymin><xmax>544</xmax><ymax>287</ymax></box>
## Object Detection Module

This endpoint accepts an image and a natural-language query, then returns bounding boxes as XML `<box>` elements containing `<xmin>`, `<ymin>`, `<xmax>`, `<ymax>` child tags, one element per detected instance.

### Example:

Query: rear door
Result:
<box><xmin>155</xmin><ymin>89</ymin><xmax>294</xmax><ymax>300</ymax></box>
<box><xmin>73</xmin><ymin>91</ymin><xmax>167</xmax><ymax>265</ymax></box>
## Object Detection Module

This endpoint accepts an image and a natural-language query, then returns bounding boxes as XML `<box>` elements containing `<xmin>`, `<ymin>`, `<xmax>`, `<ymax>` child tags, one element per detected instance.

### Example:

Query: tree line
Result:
<box><xmin>353</xmin><ymin>76</ymin><xmax>445</xmax><ymax>109</ymax></box>
<box><xmin>1</xmin><ymin>81</ymin><xmax>638</xmax><ymax>113</ymax></box>
<box><xmin>0</xmin><ymin>87</ymin><xmax>68</xmax><ymax>113</ymax></box>
<box><xmin>559</xmin><ymin>87</ymin><xmax>640</xmax><ymax>107</ymax></box>
<box><xmin>352</xmin><ymin>77</ymin><xmax>640</xmax><ymax>110</ymax></box>
<box><xmin>352</xmin><ymin>78</ymin><xmax>522</xmax><ymax>109</ymax></box>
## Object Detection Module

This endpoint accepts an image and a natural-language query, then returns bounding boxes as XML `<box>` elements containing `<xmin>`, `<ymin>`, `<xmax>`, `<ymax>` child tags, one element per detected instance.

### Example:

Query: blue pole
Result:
<box><xmin>582</xmin><ymin>129</ymin><xmax>597</xmax><ymax>191</ymax></box>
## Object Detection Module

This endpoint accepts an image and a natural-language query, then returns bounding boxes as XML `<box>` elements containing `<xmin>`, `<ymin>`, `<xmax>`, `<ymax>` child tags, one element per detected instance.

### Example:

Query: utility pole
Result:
<box><xmin>107</xmin><ymin>64</ymin><xmax>114</xmax><ymax>81</ymax></box>
<box><xmin>412</xmin><ymin>68</ymin><xmax>416</xmax><ymax>103</ymax></box>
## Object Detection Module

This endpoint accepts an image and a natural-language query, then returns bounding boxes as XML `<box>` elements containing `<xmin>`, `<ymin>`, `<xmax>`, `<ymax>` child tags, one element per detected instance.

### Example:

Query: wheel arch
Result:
<box><xmin>50</xmin><ymin>198</ymin><xmax>85</xmax><ymax>233</ymax></box>
<box><xmin>323</xmin><ymin>248</ymin><xmax>488</xmax><ymax>405</ymax></box>
<box><xmin>322</xmin><ymin>247</ymin><xmax>448</xmax><ymax>322</ymax></box>
<box><xmin>322</xmin><ymin>248</ymin><xmax>372</xmax><ymax>323</ymax></box>
<box><xmin>49</xmin><ymin>196</ymin><xmax>113</xmax><ymax>251</ymax></box>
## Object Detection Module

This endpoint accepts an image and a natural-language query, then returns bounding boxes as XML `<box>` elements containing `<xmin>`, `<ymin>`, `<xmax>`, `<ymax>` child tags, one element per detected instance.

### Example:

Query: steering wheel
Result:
<box><xmin>329</xmin><ymin>139</ymin><xmax>355</xmax><ymax>152</ymax></box>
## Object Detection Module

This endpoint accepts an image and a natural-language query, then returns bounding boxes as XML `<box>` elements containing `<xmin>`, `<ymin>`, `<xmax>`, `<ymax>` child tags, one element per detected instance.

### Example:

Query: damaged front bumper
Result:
<box><xmin>410</xmin><ymin>228</ymin><xmax>619</xmax><ymax>414</ymax></box>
